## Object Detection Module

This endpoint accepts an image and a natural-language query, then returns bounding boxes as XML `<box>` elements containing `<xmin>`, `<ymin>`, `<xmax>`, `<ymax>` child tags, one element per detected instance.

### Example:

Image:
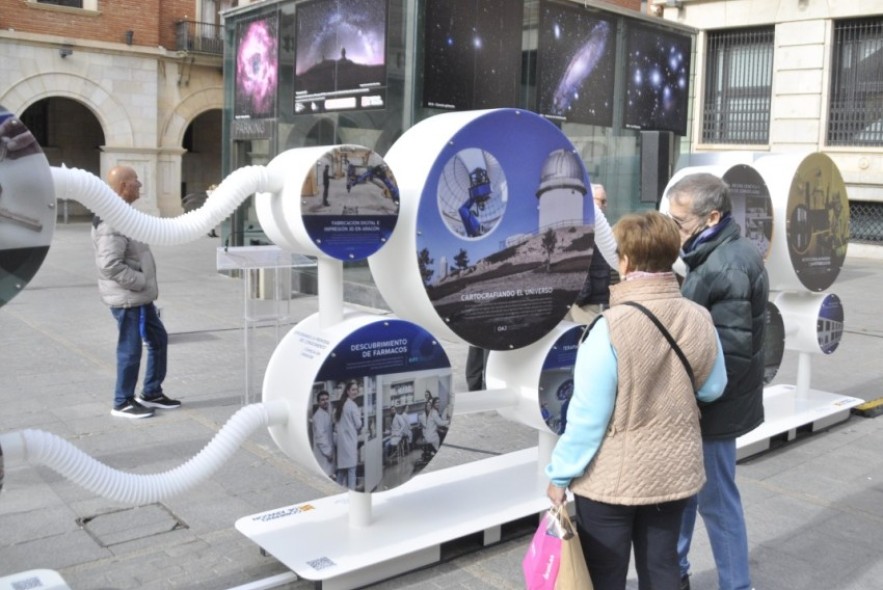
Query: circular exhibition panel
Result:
<box><xmin>721</xmin><ymin>164</ymin><xmax>774</xmax><ymax>262</ymax></box>
<box><xmin>763</xmin><ymin>300</ymin><xmax>785</xmax><ymax>385</ymax></box>
<box><xmin>370</xmin><ymin>108</ymin><xmax>594</xmax><ymax>351</ymax></box>
<box><xmin>0</xmin><ymin>105</ymin><xmax>56</xmax><ymax>309</ymax></box>
<box><xmin>661</xmin><ymin>163</ymin><xmax>773</xmax><ymax>262</ymax></box>
<box><xmin>754</xmin><ymin>152</ymin><xmax>848</xmax><ymax>292</ymax></box>
<box><xmin>257</xmin><ymin>144</ymin><xmax>399</xmax><ymax>261</ymax></box>
<box><xmin>263</xmin><ymin>312</ymin><xmax>453</xmax><ymax>493</ymax></box>
<box><xmin>775</xmin><ymin>291</ymin><xmax>844</xmax><ymax>355</ymax></box>
<box><xmin>485</xmin><ymin>322</ymin><xmax>585</xmax><ymax>433</ymax></box>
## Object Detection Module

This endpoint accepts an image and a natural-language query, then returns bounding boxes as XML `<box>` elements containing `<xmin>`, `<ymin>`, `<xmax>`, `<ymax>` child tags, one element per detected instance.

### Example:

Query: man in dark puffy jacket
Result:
<box><xmin>92</xmin><ymin>166</ymin><xmax>181</xmax><ymax>419</ymax></box>
<box><xmin>666</xmin><ymin>172</ymin><xmax>768</xmax><ymax>590</ymax></box>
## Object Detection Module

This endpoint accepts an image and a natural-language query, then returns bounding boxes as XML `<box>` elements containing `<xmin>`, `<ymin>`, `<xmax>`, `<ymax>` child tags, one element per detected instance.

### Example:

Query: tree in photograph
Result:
<box><xmin>454</xmin><ymin>247</ymin><xmax>470</xmax><ymax>271</ymax></box>
<box><xmin>418</xmin><ymin>247</ymin><xmax>434</xmax><ymax>285</ymax></box>
<box><xmin>542</xmin><ymin>228</ymin><xmax>558</xmax><ymax>272</ymax></box>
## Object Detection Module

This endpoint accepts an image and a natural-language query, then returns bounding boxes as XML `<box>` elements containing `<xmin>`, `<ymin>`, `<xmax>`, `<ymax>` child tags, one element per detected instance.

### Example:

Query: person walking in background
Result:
<box><xmin>666</xmin><ymin>173</ymin><xmax>769</xmax><ymax>590</ymax></box>
<box><xmin>546</xmin><ymin>211</ymin><xmax>727</xmax><ymax>590</ymax></box>
<box><xmin>569</xmin><ymin>183</ymin><xmax>614</xmax><ymax>324</ymax></box>
<box><xmin>334</xmin><ymin>379</ymin><xmax>363</xmax><ymax>489</ymax></box>
<box><xmin>311</xmin><ymin>390</ymin><xmax>335</xmax><ymax>478</ymax></box>
<box><xmin>322</xmin><ymin>163</ymin><xmax>331</xmax><ymax>206</ymax></box>
<box><xmin>92</xmin><ymin>165</ymin><xmax>181</xmax><ymax>419</ymax></box>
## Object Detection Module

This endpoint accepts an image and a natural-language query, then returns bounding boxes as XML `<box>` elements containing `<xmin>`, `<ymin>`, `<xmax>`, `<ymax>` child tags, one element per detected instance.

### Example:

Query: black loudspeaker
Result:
<box><xmin>640</xmin><ymin>131</ymin><xmax>674</xmax><ymax>205</ymax></box>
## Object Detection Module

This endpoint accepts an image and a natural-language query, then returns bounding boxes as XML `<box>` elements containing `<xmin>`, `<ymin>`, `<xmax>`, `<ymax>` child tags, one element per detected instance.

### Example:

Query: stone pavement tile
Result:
<box><xmin>0</xmin><ymin>503</ymin><xmax>80</xmax><ymax>545</ymax></box>
<box><xmin>0</xmin><ymin>468</ymin><xmax>64</xmax><ymax>514</ymax></box>
<box><xmin>0</xmin><ymin>529</ymin><xmax>110</xmax><ymax>572</ymax></box>
<box><xmin>822</xmin><ymin>509</ymin><xmax>883</xmax><ymax>546</ymax></box>
<box><xmin>760</xmin><ymin>528</ymin><xmax>879</xmax><ymax>588</ymax></box>
<box><xmin>748</xmin><ymin>546</ymin><xmax>823</xmax><ymax>590</ymax></box>
<box><xmin>743</xmin><ymin>489</ymin><xmax>840</xmax><ymax>545</ymax></box>
<box><xmin>164</xmin><ymin>483</ymin><xmax>271</xmax><ymax>532</ymax></box>
<box><xmin>760</xmin><ymin>448</ymin><xmax>880</xmax><ymax>506</ymax></box>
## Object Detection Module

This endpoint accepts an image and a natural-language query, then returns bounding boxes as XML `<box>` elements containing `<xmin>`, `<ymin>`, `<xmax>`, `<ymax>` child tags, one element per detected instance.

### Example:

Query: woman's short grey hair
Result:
<box><xmin>667</xmin><ymin>172</ymin><xmax>731</xmax><ymax>217</ymax></box>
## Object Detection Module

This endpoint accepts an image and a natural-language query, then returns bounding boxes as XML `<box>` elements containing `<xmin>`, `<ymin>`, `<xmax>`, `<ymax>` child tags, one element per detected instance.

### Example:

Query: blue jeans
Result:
<box><xmin>111</xmin><ymin>304</ymin><xmax>167</xmax><ymax>408</ymax></box>
<box><xmin>678</xmin><ymin>437</ymin><xmax>752</xmax><ymax>590</ymax></box>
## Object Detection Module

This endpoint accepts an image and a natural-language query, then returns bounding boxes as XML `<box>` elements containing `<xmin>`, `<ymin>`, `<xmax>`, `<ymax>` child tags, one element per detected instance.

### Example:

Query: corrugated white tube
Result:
<box><xmin>51</xmin><ymin>165</ymin><xmax>283</xmax><ymax>246</ymax></box>
<box><xmin>0</xmin><ymin>401</ymin><xmax>289</xmax><ymax>505</ymax></box>
<box><xmin>594</xmin><ymin>200</ymin><xmax>619</xmax><ymax>269</ymax></box>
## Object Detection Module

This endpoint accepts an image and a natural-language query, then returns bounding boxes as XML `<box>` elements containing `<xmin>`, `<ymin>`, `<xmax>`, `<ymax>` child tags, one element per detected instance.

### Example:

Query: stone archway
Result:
<box><xmin>18</xmin><ymin>96</ymin><xmax>106</xmax><ymax>220</ymax></box>
<box><xmin>159</xmin><ymin>87</ymin><xmax>223</xmax><ymax>214</ymax></box>
<box><xmin>0</xmin><ymin>73</ymin><xmax>133</xmax><ymax>147</ymax></box>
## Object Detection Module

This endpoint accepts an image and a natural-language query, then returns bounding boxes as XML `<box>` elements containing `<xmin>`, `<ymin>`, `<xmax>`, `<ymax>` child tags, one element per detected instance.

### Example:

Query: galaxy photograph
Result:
<box><xmin>623</xmin><ymin>24</ymin><xmax>692</xmax><ymax>135</ymax></box>
<box><xmin>536</xmin><ymin>1</ymin><xmax>616</xmax><ymax>126</ymax></box>
<box><xmin>294</xmin><ymin>0</ymin><xmax>387</xmax><ymax>112</ymax></box>
<box><xmin>422</xmin><ymin>0</ymin><xmax>523</xmax><ymax>111</ymax></box>
<box><xmin>234</xmin><ymin>15</ymin><xmax>279</xmax><ymax>119</ymax></box>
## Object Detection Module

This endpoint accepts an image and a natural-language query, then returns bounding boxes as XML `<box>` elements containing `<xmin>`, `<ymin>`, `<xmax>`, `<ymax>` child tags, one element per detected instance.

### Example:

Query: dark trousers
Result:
<box><xmin>465</xmin><ymin>346</ymin><xmax>489</xmax><ymax>391</ymax></box>
<box><xmin>574</xmin><ymin>495</ymin><xmax>688</xmax><ymax>590</ymax></box>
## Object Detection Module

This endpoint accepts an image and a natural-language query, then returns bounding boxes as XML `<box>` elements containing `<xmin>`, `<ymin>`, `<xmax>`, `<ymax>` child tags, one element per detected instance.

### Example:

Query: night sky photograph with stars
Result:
<box><xmin>623</xmin><ymin>24</ymin><xmax>692</xmax><ymax>135</ymax></box>
<box><xmin>422</xmin><ymin>0</ymin><xmax>523</xmax><ymax>111</ymax></box>
<box><xmin>294</xmin><ymin>0</ymin><xmax>387</xmax><ymax>111</ymax></box>
<box><xmin>536</xmin><ymin>1</ymin><xmax>616</xmax><ymax>127</ymax></box>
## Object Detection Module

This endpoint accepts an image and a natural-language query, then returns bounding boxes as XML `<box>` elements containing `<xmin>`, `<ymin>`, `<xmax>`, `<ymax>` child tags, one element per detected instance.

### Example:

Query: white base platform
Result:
<box><xmin>237</xmin><ymin>385</ymin><xmax>864</xmax><ymax>588</ymax></box>
<box><xmin>235</xmin><ymin>447</ymin><xmax>549</xmax><ymax>590</ymax></box>
<box><xmin>0</xmin><ymin>570</ymin><xmax>71</xmax><ymax>590</ymax></box>
<box><xmin>736</xmin><ymin>384</ymin><xmax>864</xmax><ymax>460</ymax></box>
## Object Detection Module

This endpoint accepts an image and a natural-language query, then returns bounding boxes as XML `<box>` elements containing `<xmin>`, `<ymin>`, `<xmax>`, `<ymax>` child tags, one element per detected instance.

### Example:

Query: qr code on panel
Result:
<box><xmin>13</xmin><ymin>577</ymin><xmax>45</xmax><ymax>590</ymax></box>
<box><xmin>307</xmin><ymin>556</ymin><xmax>336</xmax><ymax>571</ymax></box>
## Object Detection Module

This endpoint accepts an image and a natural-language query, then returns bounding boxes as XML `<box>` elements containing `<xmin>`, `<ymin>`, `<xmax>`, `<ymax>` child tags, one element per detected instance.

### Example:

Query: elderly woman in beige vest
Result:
<box><xmin>545</xmin><ymin>211</ymin><xmax>727</xmax><ymax>590</ymax></box>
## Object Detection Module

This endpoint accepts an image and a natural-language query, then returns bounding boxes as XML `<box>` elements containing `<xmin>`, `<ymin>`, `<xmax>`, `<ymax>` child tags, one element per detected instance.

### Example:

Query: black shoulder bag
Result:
<box><xmin>620</xmin><ymin>301</ymin><xmax>697</xmax><ymax>393</ymax></box>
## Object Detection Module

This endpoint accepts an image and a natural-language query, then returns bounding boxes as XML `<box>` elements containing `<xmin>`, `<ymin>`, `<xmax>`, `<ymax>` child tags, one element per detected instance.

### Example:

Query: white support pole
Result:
<box><xmin>349</xmin><ymin>490</ymin><xmax>372</xmax><ymax>528</ymax></box>
<box><xmin>318</xmin><ymin>257</ymin><xmax>344</xmax><ymax>330</ymax></box>
<box><xmin>796</xmin><ymin>351</ymin><xmax>812</xmax><ymax>397</ymax></box>
<box><xmin>536</xmin><ymin>430</ymin><xmax>557</xmax><ymax>493</ymax></box>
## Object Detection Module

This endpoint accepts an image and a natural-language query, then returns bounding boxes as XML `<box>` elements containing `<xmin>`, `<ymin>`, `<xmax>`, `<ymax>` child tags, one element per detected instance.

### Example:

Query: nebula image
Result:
<box><xmin>234</xmin><ymin>16</ymin><xmax>279</xmax><ymax>118</ymax></box>
<box><xmin>422</xmin><ymin>0</ymin><xmax>522</xmax><ymax>111</ymax></box>
<box><xmin>623</xmin><ymin>24</ymin><xmax>692</xmax><ymax>135</ymax></box>
<box><xmin>537</xmin><ymin>2</ymin><xmax>616</xmax><ymax>126</ymax></box>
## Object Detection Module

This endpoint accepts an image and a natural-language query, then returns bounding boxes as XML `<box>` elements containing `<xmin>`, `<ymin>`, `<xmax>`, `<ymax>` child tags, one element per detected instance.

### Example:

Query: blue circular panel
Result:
<box><xmin>817</xmin><ymin>293</ymin><xmax>843</xmax><ymax>355</ymax></box>
<box><xmin>300</xmin><ymin>146</ymin><xmax>400</xmax><ymax>261</ymax></box>
<box><xmin>416</xmin><ymin>110</ymin><xmax>594</xmax><ymax>350</ymax></box>
<box><xmin>307</xmin><ymin>319</ymin><xmax>452</xmax><ymax>493</ymax></box>
<box><xmin>538</xmin><ymin>325</ymin><xmax>584</xmax><ymax>434</ymax></box>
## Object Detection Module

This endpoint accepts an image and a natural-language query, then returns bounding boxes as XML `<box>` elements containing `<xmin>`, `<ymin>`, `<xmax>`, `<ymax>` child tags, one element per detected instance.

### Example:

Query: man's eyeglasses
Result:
<box><xmin>669</xmin><ymin>212</ymin><xmax>708</xmax><ymax>236</ymax></box>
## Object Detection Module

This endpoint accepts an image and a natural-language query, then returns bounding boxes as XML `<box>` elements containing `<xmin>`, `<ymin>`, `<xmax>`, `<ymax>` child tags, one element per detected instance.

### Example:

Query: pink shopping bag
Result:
<box><xmin>522</xmin><ymin>508</ymin><xmax>563</xmax><ymax>590</ymax></box>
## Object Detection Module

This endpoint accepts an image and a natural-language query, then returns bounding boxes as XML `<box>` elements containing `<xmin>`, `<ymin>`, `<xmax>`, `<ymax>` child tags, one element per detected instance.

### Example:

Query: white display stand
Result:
<box><xmin>236</xmin><ymin>447</ymin><xmax>549</xmax><ymax>590</ymax></box>
<box><xmin>216</xmin><ymin>246</ymin><xmax>316</xmax><ymax>404</ymax></box>
<box><xmin>737</xmin><ymin>353</ymin><xmax>864</xmax><ymax>460</ymax></box>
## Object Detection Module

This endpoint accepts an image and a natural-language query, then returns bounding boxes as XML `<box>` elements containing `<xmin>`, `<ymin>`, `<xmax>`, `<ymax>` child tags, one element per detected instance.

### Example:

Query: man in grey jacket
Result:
<box><xmin>92</xmin><ymin>165</ymin><xmax>181</xmax><ymax>418</ymax></box>
<box><xmin>667</xmin><ymin>172</ymin><xmax>768</xmax><ymax>590</ymax></box>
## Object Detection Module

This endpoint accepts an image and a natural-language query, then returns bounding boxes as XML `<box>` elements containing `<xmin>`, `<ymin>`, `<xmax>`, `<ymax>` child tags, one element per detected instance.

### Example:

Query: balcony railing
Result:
<box><xmin>176</xmin><ymin>20</ymin><xmax>223</xmax><ymax>56</ymax></box>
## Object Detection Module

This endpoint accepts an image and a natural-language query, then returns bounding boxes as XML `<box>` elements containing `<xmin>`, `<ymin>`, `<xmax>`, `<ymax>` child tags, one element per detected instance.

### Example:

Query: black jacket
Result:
<box><xmin>575</xmin><ymin>249</ymin><xmax>612</xmax><ymax>307</ymax></box>
<box><xmin>680</xmin><ymin>220</ymin><xmax>768</xmax><ymax>438</ymax></box>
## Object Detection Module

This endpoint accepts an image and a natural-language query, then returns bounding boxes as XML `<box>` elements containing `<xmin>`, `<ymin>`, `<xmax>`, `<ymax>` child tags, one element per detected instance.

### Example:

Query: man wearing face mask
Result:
<box><xmin>666</xmin><ymin>173</ymin><xmax>768</xmax><ymax>590</ymax></box>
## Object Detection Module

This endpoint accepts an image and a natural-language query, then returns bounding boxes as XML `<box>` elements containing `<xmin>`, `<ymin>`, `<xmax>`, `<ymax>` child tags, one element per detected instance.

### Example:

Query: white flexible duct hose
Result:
<box><xmin>594</xmin><ymin>199</ymin><xmax>619</xmax><ymax>269</ymax></box>
<box><xmin>51</xmin><ymin>165</ymin><xmax>282</xmax><ymax>246</ymax></box>
<box><xmin>0</xmin><ymin>401</ymin><xmax>288</xmax><ymax>505</ymax></box>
